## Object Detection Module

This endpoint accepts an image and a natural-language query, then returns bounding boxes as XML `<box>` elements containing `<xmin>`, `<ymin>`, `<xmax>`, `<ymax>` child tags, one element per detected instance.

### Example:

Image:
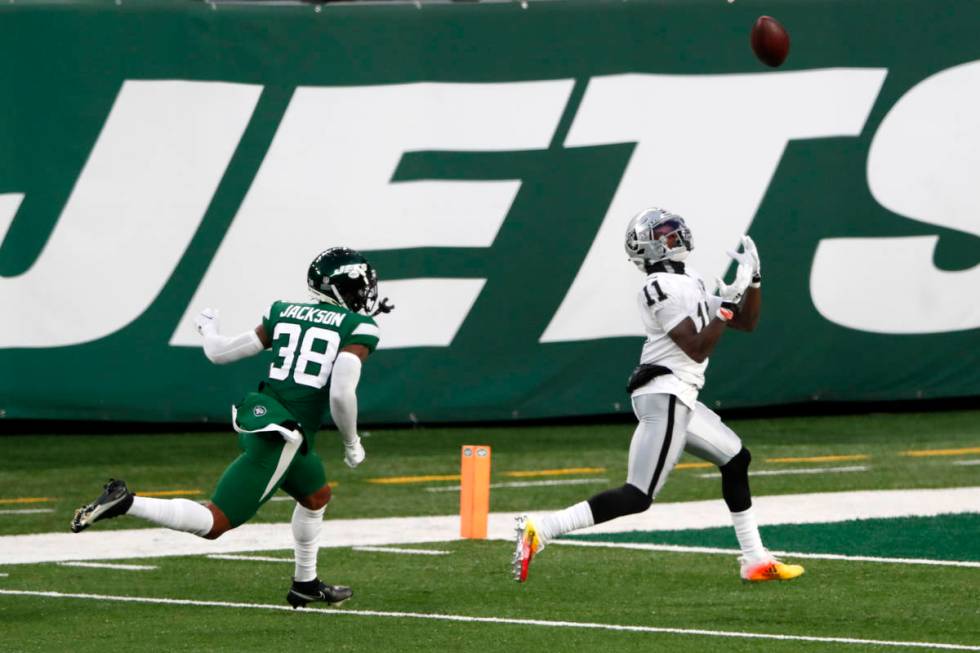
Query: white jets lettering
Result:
<box><xmin>541</xmin><ymin>68</ymin><xmax>887</xmax><ymax>342</ymax></box>
<box><xmin>8</xmin><ymin>66</ymin><xmax>980</xmax><ymax>350</ymax></box>
<box><xmin>0</xmin><ymin>80</ymin><xmax>262</xmax><ymax>348</ymax></box>
<box><xmin>811</xmin><ymin>60</ymin><xmax>980</xmax><ymax>334</ymax></box>
<box><xmin>172</xmin><ymin>80</ymin><xmax>573</xmax><ymax>348</ymax></box>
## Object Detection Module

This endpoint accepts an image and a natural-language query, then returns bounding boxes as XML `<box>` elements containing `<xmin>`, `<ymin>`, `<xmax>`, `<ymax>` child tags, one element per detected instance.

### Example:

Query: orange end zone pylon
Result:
<box><xmin>460</xmin><ymin>445</ymin><xmax>491</xmax><ymax>539</ymax></box>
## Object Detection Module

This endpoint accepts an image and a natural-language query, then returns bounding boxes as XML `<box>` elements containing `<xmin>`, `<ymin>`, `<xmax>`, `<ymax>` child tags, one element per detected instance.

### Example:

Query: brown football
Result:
<box><xmin>750</xmin><ymin>16</ymin><xmax>790</xmax><ymax>67</ymax></box>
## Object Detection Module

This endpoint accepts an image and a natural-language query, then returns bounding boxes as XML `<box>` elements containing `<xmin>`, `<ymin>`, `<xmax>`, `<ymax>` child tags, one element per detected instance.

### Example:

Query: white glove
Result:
<box><xmin>194</xmin><ymin>308</ymin><xmax>220</xmax><ymax>335</ymax></box>
<box><xmin>716</xmin><ymin>260</ymin><xmax>753</xmax><ymax>305</ymax></box>
<box><xmin>344</xmin><ymin>436</ymin><xmax>366</xmax><ymax>469</ymax></box>
<box><xmin>728</xmin><ymin>235</ymin><xmax>761</xmax><ymax>286</ymax></box>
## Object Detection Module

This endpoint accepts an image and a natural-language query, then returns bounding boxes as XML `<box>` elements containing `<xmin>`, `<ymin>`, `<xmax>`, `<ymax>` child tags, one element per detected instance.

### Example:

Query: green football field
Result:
<box><xmin>1</xmin><ymin>409</ymin><xmax>979</xmax><ymax>652</ymax></box>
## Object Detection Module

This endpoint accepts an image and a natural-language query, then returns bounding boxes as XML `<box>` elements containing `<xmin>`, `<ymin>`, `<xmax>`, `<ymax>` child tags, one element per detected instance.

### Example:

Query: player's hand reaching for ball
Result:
<box><xmin>727</xmin><ymin>236</ymin><xmax>761</xmax><ymax>281</ymax></box>
<box><xmin>735</xmin><ymin>235</ymin><xmax>761</xmax><ymax>286</ymax></box>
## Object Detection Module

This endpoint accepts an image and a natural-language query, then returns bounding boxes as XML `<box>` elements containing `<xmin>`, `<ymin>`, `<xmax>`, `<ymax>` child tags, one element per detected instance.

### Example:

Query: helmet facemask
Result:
<box><xmin>625</xmin><ymin>208</ymin><xmax>694</xmax><ymax>269</ymax></box>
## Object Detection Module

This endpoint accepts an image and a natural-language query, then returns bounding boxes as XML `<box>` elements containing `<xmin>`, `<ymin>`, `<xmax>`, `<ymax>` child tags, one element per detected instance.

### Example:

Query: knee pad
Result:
<box><xmin>721</xmin><ymin>447</ymin><xmax>751</xmax><ymax>476</ymax></box>
<box><xmin>720</xmin><ymin>447</ymin><xmax>752</xmax><ymax>512</ymax></box>
<box><xmin>587</xmin><ymin>483</ymin><xmax>652</xmax><ymax>525</ymax></box>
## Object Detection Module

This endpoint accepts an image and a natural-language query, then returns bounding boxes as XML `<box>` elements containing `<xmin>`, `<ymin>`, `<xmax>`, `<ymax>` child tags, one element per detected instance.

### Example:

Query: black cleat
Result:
<box><xmin>286</xmin><ymin>578</ymin><xmax>353</xmax><ymax>609</ymax></box>
<box><xmin>70</xmin><ymin>479</ymin><xmax>135</xmax><ymax>533</ymax></box>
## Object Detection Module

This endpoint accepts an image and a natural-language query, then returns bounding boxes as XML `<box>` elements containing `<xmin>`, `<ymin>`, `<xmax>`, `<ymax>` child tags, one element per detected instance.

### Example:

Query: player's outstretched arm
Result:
<box><xmin>725</xmin><ymin>235</ymin><xmax>762</xmax><ymax>331</ymax></box>
<box><xmin>330</xmin><ymin>344</ymin><xmax>370</xmax><ymax>469</ymax></box>
<box><xmin>194</xmin><ymin>308</ymin><xmax>266</xmax><ymax>364</ymax></box>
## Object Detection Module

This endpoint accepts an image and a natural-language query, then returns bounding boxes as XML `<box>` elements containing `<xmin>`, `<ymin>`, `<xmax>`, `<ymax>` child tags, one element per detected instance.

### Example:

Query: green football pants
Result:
<box><xmin>211</xmin><ymin>432</ymin><xmax>327</xmax><ymax>528</ymax></box>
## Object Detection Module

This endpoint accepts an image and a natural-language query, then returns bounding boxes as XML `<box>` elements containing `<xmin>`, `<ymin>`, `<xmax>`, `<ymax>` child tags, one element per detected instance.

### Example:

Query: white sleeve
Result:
<box><xmin>642</xmin><ymin>277</ymin><xmax>689</xmax><ymax>333</ymax></box>
<box><xmin>706</xmin><ymin>295</ymin><xmax>724</xmax><ymax>314</ymax></box>
<box><xmin>329</xmin><ymin>352</ymin><xmax>362</xmax><ymax>446</ymax></box>
<box><xmin>201</xmin><ymin>330</ymin><xmax>264</xmax><ymax>365</ymax></box>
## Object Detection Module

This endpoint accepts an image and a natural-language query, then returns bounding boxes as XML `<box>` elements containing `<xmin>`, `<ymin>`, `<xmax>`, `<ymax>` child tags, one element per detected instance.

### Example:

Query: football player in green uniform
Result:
<box><xmin>71</xmin><ymin>247</ymin><xmax>391</xmax><ymax>608</ymax></box>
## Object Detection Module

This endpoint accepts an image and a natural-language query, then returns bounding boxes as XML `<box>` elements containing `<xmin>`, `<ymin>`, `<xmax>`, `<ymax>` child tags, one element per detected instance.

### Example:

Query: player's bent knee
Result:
<box><xmin>204</xmin><ymin>503</ymin><xmax>233</xmax><ymax>539</ymax></box>
<box><xmin>721</xmin><ymin>447</ymin><xmax>751</xmax><ymax>475</ymax></box>
<box><xmin>587</xmin><ymin>483</ymin><xmax>652</xmax><ymax>524</ymax></box>
<box><xmin>300</xmin><ymin>484</ymin><xmax>332</xmax><ymax>511</ymax></box>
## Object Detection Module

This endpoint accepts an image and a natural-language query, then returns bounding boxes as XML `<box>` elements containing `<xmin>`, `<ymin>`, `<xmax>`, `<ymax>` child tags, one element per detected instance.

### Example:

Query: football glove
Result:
<box><xmin>716</xmin><ymin>257</ymin><xmax>753</xmax><ymax>311</ymax></box>
<box><xmin>344</xmin><ymin>436</ymin><xmax>366</xmax><ymax>469</ymax></box>
<box><xmin>194</xmin><ymin>308</ymin><xmax>219</xmax><ymax>335</ymax></box>
<box><xmin>728</xmin><ymin>235</ymin><xmax>761</xmax><ymax>286</ymax></box>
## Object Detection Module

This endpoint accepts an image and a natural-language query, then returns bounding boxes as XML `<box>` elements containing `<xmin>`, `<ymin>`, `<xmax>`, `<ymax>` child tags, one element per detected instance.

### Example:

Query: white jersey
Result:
<box><xmin>632</xmin><ymin>266</ymin><xmax>722</xmax><ymax>408</ymax></box>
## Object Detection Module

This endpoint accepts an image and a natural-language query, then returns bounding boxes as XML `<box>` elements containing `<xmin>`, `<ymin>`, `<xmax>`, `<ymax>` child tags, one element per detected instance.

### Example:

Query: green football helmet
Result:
<box><xmin>307</xmin><ymin>247</ymin><xmax>381</xmax><ymax>315</ymax></box>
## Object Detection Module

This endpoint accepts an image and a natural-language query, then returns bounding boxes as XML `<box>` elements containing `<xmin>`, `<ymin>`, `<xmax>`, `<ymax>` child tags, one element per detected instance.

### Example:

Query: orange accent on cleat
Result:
<box><xmin>740</xmin><ymin>557</ymin><xmax>805</xmax><ymax>582</ymax></box>
<box><xmin>512</xmin><ymin>515</ymin><xmax>542</xmax><ymax>583</ymax></box>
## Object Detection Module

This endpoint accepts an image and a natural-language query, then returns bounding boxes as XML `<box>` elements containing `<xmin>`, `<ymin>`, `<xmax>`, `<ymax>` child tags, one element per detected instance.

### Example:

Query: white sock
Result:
<box><xmin>731</xmin><ymin>507</ymin><xmax>767</xmax><ymax>561</ymax></box>
<box><xmin>536</xmin><ymin>501</ymin><xmax>595</xmax><ymax>545</ymax></box>
<box><xmin>127</xmin><ymin>497</ymin><xmax>214</xmax><ymax>537</ymax></box>
<box><xmin>292</xmin><ymin>504</ymin><xmax>324</xmax><ymax>582</ymax></box>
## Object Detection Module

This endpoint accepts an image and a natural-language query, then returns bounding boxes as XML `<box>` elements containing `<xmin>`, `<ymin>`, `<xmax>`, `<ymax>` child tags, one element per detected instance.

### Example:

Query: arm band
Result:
<box><xmin>329</xmin><ymin>352</ymin><xmax>362</xmax><ymax>446</ymax></box>
<box><xmin>202</xmin><ymin>330</ymin><xmax>264</xmax><ymax>364</ymax></box>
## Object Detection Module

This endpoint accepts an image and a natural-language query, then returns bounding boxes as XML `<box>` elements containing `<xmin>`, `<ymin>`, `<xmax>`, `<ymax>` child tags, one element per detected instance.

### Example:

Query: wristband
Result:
<box><xmin>750</xmin><ymin>273</ymin><xmax>761</xmax><ymax>289</ymax></box>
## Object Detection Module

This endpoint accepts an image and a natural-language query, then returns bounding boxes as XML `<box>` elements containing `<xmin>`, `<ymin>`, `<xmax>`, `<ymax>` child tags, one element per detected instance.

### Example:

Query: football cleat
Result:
<box><xmin>286</xmin><ymin>578</ymin><xmax>353</xmax><ymax>609</ymax></box>
<box><xmin>512</xmin><ymin>514</ymin><xmax>544</xmax><ymax>583</ymax></box>
<box><xmin>739</xmin><ymin>553</ymin><xmax>805</xmax><ymax>582</ymax></box>
<box><xmin>70</xmin><ymin>479</ymin><xmax>135</xmax><ymax>533</ymax></box>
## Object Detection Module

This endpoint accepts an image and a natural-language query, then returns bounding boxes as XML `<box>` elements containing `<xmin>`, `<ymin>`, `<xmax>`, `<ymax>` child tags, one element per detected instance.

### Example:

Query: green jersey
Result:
<box><xmin>257</xmin><ymin>300</ymin><xmax>380</xmax><ymax>438</ymax></box>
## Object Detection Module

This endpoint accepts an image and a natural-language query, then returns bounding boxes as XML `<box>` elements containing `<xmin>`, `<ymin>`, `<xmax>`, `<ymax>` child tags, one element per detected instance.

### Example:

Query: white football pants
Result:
<box><xmin>627</xmin><ymin>393</ymin><xmax>742</xmax><ymax>498</ymax></box>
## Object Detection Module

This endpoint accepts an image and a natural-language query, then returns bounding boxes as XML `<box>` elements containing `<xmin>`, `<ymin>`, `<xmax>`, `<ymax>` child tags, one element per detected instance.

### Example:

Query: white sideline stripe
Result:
<box><xmin>952</xmin><ymin>460</ymin><xmax>980</xmax><ymax>466</ymax></box>
<box><xmin>552</xmin><ymin>541</ymin><xmax>980</xmax><ymax>569</ymax></box>
<box><xmin>0</xmin><ymin>509</ymin><xmax>55</xmax><ymax>515</ymax></box>
<box><xmin>425</xmin><ymin>478</ymin><xmax>608</xmax><ymax>492</ymax></box>
<box><xmin>352</xmin><ymin>546</ymin><xmax>450</xmax><ymax>556</ymax></box>
<box><xmin>207</xmin><ymin>554</ymin><xmax>293</xmax><ymax>563</ymax></box>
<box><xmin>58</xmin><ymin>562</ymin><xmax>157</xmax><ymax>571</ymax></box>
<box><xmin>697</xmin><ymin>465</ymin><xmax>868</xmax><ymax>478</ymax></box>
<box><xmin>0</xmin><ymin>589</ymin><xmax>976</xmax><ymax>651</ymax></box>
<box><xmin>3</xmin><ymin>487</ymin><xmax>978</xmax><ymax>565</ymax></box>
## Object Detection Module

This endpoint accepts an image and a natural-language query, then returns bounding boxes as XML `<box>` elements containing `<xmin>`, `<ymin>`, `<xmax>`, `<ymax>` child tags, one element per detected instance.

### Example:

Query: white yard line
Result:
<box><xmin>207</xmin><ymin>554</ymin><xmax>293</xmax><ymax>563</ymax></box>
<box><xmin>0</xmin><ymin>589</ymin><xmax>976</xmax><ymax>651</ymax></box>
<box><xmin>0</xmin><ymin>509</ymin><xmax>55</xmax><ymax>515</ymax></box>
<box><xmin>0</xmin><ymin>573</ymin><xmax>8</xmax><ymax>577</ymax></box>
<box><xmin>352</xmin><ymin>546</ymin><xmax>450</xmax><ymax>556</ymax></box>
<box><xmin>2</xmin><ymin>487</ymin><xmax>978</xmax><ymax>565</ymax></box>
<box><xmin>425</xmin><ymin>478</ymin><xmax>608</xmax><ymax>492</ymax></box>
<box><xmin>552</xmin><ymin>541</ymin><xmax>980</xmax><ymax>569</ymax></box>
<box><xmin>951</xmin><ymin>460</ymin><xmax>980</xmax><ymax>466</ymax></box>
<box><xmin>58</xmin><ymin>562</ymin><xmax>157</xmax><ymax>571</ymax></box>
<box><xmin>698</xmin><ymin>466</ymin><xmax>868</xmax><ymax>478</ymax></box>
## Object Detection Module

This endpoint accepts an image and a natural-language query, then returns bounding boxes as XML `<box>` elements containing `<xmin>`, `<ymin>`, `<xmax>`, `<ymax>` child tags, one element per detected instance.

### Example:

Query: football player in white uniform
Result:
<box><xmin>513</xmin><ymin>207</ymin><xmax>804</xmax><ymax>583</ymax></box>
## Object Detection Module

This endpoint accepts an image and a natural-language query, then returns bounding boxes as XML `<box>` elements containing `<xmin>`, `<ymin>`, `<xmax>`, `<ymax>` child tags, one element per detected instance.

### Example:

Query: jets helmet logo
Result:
<box><xmin>332</xmin><ymin>263</ymin><xmax>368</xmax><ymax>279</ymax></box>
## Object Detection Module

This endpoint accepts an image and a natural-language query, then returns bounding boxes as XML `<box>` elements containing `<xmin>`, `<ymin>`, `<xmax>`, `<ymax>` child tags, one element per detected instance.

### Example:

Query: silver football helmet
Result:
<box><xmin>624</xmin><ymin>207</ymin><xmax>694</xmax><ymax>270</ymax></box>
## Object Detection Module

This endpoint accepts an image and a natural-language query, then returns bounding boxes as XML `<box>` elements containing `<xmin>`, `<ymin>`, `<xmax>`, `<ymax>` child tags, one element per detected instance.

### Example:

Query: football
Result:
<box><xmin>750</xmin><ymin>15</ymin><xmax>790</xmax><ymax>67</ymax></box>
